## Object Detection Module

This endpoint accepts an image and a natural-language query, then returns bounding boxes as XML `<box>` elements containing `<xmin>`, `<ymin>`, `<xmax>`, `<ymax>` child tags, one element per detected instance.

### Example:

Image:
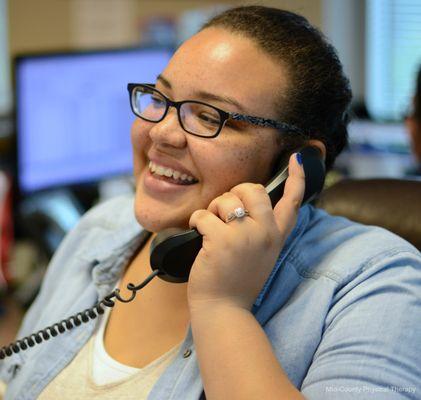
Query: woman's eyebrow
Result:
<box><xmin>194</xmin><ymin>90</ymin><xmax>248</xmax><ymax>113</ymax></box>
<box><xmin>157</xmin><ymin>74</ymin><xmax>171</xmax><ymax>88</ymax></box>
<box><xmin>156</xmin><ymin>74</ymin><xmax>248</xmax><ymax>113</ymax></box>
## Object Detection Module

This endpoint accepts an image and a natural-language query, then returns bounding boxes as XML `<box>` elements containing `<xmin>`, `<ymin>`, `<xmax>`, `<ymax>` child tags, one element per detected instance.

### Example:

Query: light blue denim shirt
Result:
<box><xmin>1</xmin><ymin>195</ymin><xmax>421</xmax><ymax>399</ymax></box>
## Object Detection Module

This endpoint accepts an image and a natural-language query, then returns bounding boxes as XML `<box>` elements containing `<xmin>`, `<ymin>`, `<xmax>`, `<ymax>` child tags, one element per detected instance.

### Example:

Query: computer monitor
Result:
<box><xmin>15</xmin><ymin>47</ymin><xmax>173</xmax><ymax>193</ymax></box>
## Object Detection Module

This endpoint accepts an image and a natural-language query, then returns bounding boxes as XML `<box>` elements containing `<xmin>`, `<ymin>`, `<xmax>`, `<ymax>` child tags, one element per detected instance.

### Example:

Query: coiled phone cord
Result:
<box><xmin>0</xmin><ymin>269</ymin><xmax>161</xmax><ymax>360</ymax></box>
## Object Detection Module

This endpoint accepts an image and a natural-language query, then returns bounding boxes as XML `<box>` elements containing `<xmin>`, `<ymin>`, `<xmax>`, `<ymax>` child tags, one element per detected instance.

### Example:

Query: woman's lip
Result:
<box><xmin>142</xmin><ymin>168</ymin><xmax>197</xmax><ymax>196</ymax></box>
<box><xmin>148</xmin><ymin>156</ymin><xmax>198</xmax><ymax>180</ymax></box>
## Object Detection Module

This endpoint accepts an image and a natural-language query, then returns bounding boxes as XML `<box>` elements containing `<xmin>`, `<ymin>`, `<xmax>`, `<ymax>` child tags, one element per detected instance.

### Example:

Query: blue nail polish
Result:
<box><xmin>296</xmin><ymin>152</ymin><xmax>303</xmax><ymax>165</ymax></box>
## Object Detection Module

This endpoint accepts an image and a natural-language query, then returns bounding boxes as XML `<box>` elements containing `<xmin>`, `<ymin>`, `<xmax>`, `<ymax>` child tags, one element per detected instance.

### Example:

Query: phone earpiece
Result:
<box><xmin>150</xmin><ymin>145</ymin><xmax>325</xmax><ymax>283</ymax></box>
<box><xmin>150</xmin><ymin>228</ymin><xmax>202</xmax><ymax>283</ymax></box>
<box><xmin>299</xmin><ymin>146</ymin><xmax>325</xmax><ymax>203</ymax></box>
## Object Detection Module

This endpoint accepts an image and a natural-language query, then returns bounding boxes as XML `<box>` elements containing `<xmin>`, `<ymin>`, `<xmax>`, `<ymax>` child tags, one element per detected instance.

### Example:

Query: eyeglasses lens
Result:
<box><xmin>180</xmin><ymin>103</ymin><xmax>221</xmax><ymax>137</ymax></box>
<box><xmin>133</xmin><ymin>87</ymin><xmax>166</xmax><ymax>122</ymax></box>
<box><xmin>132</xmin><ymin>86</ymin><xmax>222</xmax><ymax>137</ymax></box>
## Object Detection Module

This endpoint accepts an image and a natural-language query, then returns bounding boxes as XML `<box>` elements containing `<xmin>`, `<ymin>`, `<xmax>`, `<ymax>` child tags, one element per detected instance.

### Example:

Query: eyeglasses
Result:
<box><xmin>127</xmin><ymin>83</ymin><xmax>302</xmax><ymax>138</ymax></box>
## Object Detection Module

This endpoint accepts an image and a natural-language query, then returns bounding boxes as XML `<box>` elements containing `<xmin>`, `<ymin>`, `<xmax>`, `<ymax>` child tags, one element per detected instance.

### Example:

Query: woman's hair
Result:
<box><xmin>201</xmin><ymin>6</ymin><xmax>352</xmax><ymax>171</ymax></box>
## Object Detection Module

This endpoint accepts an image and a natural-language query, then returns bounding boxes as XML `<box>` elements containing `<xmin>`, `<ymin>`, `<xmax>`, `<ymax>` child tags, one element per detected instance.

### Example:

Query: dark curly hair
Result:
<box><xmin>201</xmin><ymin>6</ymin><xmax>352</xmax><ymax>171</ymax></box>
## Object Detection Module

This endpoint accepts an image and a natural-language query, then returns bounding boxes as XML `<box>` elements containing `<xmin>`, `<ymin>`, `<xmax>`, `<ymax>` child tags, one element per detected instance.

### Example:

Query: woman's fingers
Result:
<box><xmin>273</xmin><ymin>152</ymin><xmax>305</xmax><ymax>238</ymax></box>
<box><xmin>229</xmin><ymin>183</ymin><xmax>274</xmax><ymax>226</ymax></box>
<box><xmin>207</xmin><ymin>192</ymin><xmax>247</xmax><ymax>224</ymax></box>
<box><xmin>189</xmin><ymin>208</ymin><xmax>226</xmax><ymax>236</ymax></box>
<box><xmin>191</xmin><ymin>151</ymin><xmax>305</xmax><ymax>240</ymax></box>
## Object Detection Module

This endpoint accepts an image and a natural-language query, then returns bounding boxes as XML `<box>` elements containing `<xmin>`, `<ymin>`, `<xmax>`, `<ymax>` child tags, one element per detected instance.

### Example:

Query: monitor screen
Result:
<box><xmin>15</xmin><ymin>47</ymin><xmax>173</xmax><ymax>193</ymax></box>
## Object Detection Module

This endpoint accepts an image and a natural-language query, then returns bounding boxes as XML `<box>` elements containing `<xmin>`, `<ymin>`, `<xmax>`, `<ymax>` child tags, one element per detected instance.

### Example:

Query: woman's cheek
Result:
<box><xmin>130</xmin><ymin>124</ymin><xmax>142</xmax><ymax>149</ymax></box>
<box><xmin>130</xmin><ymin>123</ymin><xmax>148</xmax><ymax>179</ymax></box>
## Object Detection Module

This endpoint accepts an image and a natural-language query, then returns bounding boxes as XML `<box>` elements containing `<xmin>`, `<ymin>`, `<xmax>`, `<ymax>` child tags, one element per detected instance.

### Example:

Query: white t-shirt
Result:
<box><xmin>92</xmin><ymin>291</ymin><xmax>181</xmax><ymax>385</ymax></box>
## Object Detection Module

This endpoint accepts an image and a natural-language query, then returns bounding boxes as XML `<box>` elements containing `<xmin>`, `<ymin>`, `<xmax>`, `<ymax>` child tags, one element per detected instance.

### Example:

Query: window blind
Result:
<box><xmin>366</xmin><ymin>0</ymin><xmax>421</xmax><ymax>120</ymax></box>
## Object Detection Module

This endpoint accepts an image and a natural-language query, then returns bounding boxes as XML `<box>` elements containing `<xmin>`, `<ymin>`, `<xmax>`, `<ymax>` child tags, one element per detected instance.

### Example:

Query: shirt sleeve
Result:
<box><xmin>0</xmin><ymin>206</ymin><xmax>98</xmax><ymax>384</ymax></box>
<box><xmin>10</xmin><ymin>221</ymin><xmax>89</xmax><ymax>341</ymax></box>
<box><xmin>11</xmin><ymin>195</ymin><xmax>135</xmax><ymax>342</ymax></box>
<box><xmin>300</xmin><ymin>250</ymin><xmax>421</xmax><ymax>400</ymax></box>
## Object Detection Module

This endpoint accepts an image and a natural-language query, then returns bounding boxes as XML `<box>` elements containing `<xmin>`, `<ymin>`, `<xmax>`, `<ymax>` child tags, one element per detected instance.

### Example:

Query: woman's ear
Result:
<box><xmin>305</xmin><ymin>140</ymin><xmax>326</xmax><ymax>162</ymax></box>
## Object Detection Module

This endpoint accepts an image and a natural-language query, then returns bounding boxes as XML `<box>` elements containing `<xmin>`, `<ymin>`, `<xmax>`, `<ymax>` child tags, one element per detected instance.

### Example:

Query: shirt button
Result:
<box><xmin>183</xmin><ymin>349</ymin><xmax>192</xmax><ymax>358</ymax></box>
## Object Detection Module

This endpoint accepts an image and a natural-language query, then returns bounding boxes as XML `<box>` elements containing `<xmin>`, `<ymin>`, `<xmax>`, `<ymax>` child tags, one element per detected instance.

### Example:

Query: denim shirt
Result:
<box><xmin>1</xmin><ymin>194</ymin><xmax>421</xmax><ymax>399</ymax></box>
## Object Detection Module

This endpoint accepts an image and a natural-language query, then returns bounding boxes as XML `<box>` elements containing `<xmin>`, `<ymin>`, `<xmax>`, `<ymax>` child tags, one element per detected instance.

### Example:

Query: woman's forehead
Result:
<box><xmin>162</xmin><ymin>27</ymin><xmax>286</xmax><ymax>116</ymax></box>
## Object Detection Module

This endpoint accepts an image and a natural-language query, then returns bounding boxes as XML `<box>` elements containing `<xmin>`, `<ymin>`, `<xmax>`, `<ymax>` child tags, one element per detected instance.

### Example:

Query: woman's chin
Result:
<box><xmin>134</xmin><ymin>208</ymin><xmax>189</xmax><ymax>233</ymax></box>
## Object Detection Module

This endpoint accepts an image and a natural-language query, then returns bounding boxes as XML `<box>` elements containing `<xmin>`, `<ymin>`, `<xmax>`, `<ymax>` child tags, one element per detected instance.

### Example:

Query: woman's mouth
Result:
<box><xmin>148</xmin><ymin>161</ymin><xmax>198</xmax><ymax>185</ymax></box>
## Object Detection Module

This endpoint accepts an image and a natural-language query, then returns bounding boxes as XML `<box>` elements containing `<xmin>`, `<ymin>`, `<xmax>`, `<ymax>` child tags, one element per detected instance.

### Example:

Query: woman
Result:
<box><xmin>1</xmin><ymin>6</ymin><xmax>421</xmax><ymax>399</ymax></box>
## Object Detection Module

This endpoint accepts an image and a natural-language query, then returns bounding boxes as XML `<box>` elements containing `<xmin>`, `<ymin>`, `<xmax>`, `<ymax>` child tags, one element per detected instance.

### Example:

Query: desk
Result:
<box><xmin>335</xmin><ymin>119</ymin><xmax>416</xmax><ymax>178</ymax></box>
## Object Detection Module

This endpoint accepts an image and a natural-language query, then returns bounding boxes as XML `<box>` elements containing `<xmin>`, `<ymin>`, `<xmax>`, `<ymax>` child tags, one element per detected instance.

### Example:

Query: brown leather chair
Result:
<box><xmin>315</xmin><ymin>178</ymin><xmax>421</xmax><ymax>250</ymax></box>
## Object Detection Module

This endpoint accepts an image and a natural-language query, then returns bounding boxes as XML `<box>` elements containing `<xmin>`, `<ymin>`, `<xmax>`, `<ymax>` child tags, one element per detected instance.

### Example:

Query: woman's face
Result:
<box><xmin>131</xmin><ymin>27</ymin><xmax>289</xmax><ymax>232</ymax></box>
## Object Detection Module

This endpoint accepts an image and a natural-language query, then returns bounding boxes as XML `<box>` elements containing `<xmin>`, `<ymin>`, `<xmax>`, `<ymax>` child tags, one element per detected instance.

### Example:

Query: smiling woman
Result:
<box><xmin>131</xmin><ymin>25</ymin><xmax>297</xmax><ymax>233</ymax></box>
<box><xmin>1</xmin><ymin>5</ymin><xmax>421</xmax><ymax>400</ymax></box>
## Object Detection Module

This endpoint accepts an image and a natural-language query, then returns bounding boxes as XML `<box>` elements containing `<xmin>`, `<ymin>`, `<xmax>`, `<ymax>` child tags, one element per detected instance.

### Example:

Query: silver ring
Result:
<box><xmin>226</xmin><ymin>207</ymin><xmax>250</xmax><ymax>223</ymax></box>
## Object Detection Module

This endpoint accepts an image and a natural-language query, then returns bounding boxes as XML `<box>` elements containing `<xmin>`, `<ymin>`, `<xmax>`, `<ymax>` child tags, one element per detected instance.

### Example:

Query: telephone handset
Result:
<box><xmin>0</xmin><ymin>146</ymin><xmax>324</xmax><ymax>360</ymax></box>
<box><xmin>149</xmin><ymin>146</ymin><xmax>325</xmax><ymax>283</ymax></box>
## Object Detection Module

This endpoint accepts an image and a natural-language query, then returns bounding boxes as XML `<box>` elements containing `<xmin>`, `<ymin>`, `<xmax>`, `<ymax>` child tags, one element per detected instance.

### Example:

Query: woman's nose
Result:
<box><xmin>148</xmin><ymin>108</ymin><xmax>187</xmax><ymax>148</ymax></box>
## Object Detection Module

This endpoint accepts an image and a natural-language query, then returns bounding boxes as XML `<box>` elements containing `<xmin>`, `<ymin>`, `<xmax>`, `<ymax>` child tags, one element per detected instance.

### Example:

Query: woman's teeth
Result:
<box><xmin>148</xmin><ymin>161</ymin><xmax>197</xmax><ymax>184</ymax></box>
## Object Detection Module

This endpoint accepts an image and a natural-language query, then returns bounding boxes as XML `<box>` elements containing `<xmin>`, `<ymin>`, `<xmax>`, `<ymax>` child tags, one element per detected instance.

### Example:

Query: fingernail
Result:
<box><xmin>296</xmin><ymin>152</ymin><xmax>303</xmax><ymax>165</ymax></box>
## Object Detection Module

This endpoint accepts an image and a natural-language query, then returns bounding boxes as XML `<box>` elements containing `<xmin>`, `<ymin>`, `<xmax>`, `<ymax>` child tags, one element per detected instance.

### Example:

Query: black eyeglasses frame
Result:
<box><xmin>127</xmin><ymin>83</ymin><xmax>303</xmax><ymax>138</ymax></box>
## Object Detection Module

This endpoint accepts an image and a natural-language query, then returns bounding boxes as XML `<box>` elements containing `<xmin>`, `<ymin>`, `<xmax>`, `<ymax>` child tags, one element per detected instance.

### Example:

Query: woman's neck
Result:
<box><xmin>124</xmin><ymin>232</ymin><xmax>189</xmax><ymax>310</ymax></box>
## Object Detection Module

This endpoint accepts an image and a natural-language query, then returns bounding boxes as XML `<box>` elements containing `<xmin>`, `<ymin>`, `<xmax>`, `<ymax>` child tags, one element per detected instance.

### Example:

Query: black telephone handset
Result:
<box><xmin>149</xmin><ymin>146</ymin><xmax>325</xmax><ymax>283</ymax></box>
<box><xmin>0</xmin><ymin>147</ymin><xmax>325</xmax><ymax>360</ymax></box>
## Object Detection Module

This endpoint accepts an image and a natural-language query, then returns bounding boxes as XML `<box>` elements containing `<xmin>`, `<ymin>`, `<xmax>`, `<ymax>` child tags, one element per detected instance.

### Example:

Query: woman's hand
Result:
<box><xmin>187</xmin><ymin>152</ymin><xmax>305</xmax><ymax>312</ymax></box>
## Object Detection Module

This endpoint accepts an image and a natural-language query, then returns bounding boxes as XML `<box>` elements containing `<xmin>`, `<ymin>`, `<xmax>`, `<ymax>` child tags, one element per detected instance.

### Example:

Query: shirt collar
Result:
<box><xmin>85</xmin><ymin>217</ymin><xmax>150</xmax><ymax>288</ymax></box>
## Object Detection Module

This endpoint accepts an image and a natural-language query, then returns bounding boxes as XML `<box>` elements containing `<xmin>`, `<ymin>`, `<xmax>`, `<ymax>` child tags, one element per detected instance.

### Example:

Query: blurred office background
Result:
<box><xmin>0</xmin><ymin>0</ymin><xmax>420</xmax><ymax>342</ymax></box>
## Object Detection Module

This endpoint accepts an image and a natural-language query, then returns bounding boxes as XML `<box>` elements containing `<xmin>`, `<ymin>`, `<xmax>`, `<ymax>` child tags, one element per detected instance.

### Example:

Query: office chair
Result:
<box><xmin>316</xmin><ymin>178</ymin><xmax>421</xmax><ymax>250</ymax></box>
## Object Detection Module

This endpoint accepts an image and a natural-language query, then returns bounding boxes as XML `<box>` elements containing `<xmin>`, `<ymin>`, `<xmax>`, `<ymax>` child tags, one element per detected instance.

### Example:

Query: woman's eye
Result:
<box><xmin>198</xmin><ymin>113</ymin><xmax>219</xmax><ymax>125</ymax></box>
<box><xmin>151</xmin><ymin>96</ymin><xmax>165</xmax><ymax>106</ymax></box>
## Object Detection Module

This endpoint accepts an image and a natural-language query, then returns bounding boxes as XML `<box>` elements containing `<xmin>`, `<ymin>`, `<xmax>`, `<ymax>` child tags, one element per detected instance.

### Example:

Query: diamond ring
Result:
<box><xmin>226</xmin><ymin>207</ymin><xmax>250</xmax><ymax>223</ymax></box>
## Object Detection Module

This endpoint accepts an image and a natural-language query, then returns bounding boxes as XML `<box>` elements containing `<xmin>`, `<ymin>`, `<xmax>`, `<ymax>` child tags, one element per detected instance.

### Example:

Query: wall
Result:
<box><xmin>8</xmin><ymin>0</ymin><xmax>73</xmax><ymax>56</ymax></box>
<box><xmin>8</xmin><ymin>0</ymin><xmax>322</xmax><ymax>56</ymax></box>
<box><xmin>323</xmin><ymin>0</ymin><xmax>365</xmax><ymax>103</ymax></box>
